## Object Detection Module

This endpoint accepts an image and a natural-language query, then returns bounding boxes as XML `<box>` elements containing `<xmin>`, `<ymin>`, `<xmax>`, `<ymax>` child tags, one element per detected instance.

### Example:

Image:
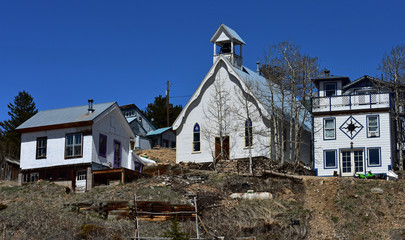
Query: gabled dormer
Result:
<box><xmin>312</xmin><ymin>70</ymin><xmax>351</xmax><ymax>97</ymax></box>
<box><xmin>210</xmin><ymin>24</ymin><xmax>245</xmax><ymax>69</ymax></box>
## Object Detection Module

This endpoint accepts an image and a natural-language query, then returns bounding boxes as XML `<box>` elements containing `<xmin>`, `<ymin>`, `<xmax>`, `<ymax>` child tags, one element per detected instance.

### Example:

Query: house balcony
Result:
<box><xmin>311</xmin><ymin>93</ymin><xmax>391</xmax><ymax>113</ymax></box>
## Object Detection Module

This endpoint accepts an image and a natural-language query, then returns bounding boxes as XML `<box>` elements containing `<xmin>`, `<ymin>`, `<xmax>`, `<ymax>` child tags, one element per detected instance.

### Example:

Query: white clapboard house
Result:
<box><xmin>120</xmin><ymin>104</ymin><xmax>176</xmax><ymax>149</ymax></box>
<box><xmin>311</xmin><ymin>73</ymin><xmax>394</xmax><ymax>176</ymax></box>
<box><xmin>16</xmin><ymin>100</ymin><xmax>146</xmax><ymax>191</ymax></box>
<box><xmin>173</xmin><ymin>24</ymin><xmax>311</xmax><ymax>165</ymax></box>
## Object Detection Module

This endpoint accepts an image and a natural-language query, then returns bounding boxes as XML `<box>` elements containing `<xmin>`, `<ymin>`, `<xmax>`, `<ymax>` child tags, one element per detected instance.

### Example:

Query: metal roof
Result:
<box><xmin>16</xmin><ymin>102</ymin><xmax>116</xmax><ymax>130</ymax></box>
<box><xmin>173</xmin><ymin>55</ymin><xmax>312</xmax><ymax>132</ymax></box>
<box><xmin>232</xmin><ymin>61</ymin><xmax>311</xmax><ymax>131</ymax></box>
<box><xmin>342</xmin><ymin>75</ymin><xmax>380</xmax><ymax>90</ymax></box>
<box><xmin>146</xmin><ymin>127</ymin><xmax>172</xmax><ymax>136</ymax></box>
<box><xmin>210</xmin><ymin>24</ymin><xmax>246</xmax><ymax>45</ymax></box>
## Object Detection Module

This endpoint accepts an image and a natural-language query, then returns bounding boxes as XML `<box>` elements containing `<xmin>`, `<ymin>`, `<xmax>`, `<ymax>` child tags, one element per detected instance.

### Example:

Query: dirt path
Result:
<box><xmin>302</xmin><ymin>177</ymin><xmax>339</xmax><ymax>239</ymax></box>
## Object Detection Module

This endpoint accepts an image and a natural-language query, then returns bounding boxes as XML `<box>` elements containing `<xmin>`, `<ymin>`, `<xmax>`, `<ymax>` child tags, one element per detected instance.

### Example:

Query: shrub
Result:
<box><xmin>161</xmin><ymin>218</ymin><xmax>189</xmax><ymax>240</ymax></box>
<box><xmin>0</xmin><ymin>203</ymin><xmax>7</xmax><ymax>211</ymax></box>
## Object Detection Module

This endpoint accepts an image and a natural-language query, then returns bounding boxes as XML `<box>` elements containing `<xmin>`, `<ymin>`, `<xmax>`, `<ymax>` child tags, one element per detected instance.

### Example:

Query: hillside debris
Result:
<box><xmin>65</xmin><ymin>200</ymin><xmax>196</xmax><ymax>221</ymax></box>
<box><xmin>230</xmin><ymin>191</ymin><xmax>273</xmax><ymax>200</ymax></box>
<box><xmin>136</xmin><ymin>148</ymin><xmax>176</xmax><ymax>165</ymax></box>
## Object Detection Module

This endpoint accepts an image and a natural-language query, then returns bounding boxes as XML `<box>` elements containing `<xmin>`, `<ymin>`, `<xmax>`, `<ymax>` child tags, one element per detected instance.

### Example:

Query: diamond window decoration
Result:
<box><xmin>340</xmin><ymin>116</ymin><xmax>363</xmax><ymax>139</ymax></box>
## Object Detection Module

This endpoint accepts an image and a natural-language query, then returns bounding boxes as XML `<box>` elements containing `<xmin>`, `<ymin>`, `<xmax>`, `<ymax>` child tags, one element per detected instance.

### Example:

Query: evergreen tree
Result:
<box><xmin>0</xmin><ymin>91</ymin><xmax>38</xmax><ymax>158</ymax></box>
<box><xmin>161</xmin><ymin>218</ymin><xmax>189</xmax><ymax>240</ymax></box>
<box><xmin>143</xmin><ymin>95</ymin><xmax>182</xmax><ymax>128</ymax></box>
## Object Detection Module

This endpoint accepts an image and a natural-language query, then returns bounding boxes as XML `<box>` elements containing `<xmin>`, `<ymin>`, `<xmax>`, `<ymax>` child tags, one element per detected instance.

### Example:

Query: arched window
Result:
<box><xmin>245</xmin><ymin>118</ymin><xmax>253</xmax><ymax>147</ymax></box>
<box><xmin>193</xmin><ymin>123</ymin><xmax>201</xmax><ymax>152</ymax></box>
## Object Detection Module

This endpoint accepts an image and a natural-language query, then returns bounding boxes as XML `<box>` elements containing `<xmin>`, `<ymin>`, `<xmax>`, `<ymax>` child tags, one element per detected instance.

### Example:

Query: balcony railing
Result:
<box><xmin>214</xmin><ymin>53</ymin><xmax>243</xmax><ymax>68</ymax></box>
<box><xmin>312</xmin><ymin>93</ymin><xmax>391</xmax><ymax>113</ymax></box>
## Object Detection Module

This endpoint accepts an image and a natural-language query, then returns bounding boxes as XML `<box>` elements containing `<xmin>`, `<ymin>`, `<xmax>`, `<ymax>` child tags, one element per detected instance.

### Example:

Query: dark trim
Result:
<box><xmin>366</xmin><ymin>115</ymin><xmax>380</xmax><ymax>138</ymax></box>
<box><xmin>323</xmin><ymin>117</ymin><xmax>336</xmax><ymax>140</ymax></box>
<box><xmin>193</xmin><ymin>123</ymin><xmax>201</xmax><ymax>152</ymax></box>
<box><xmin>324</xmin><ymin>82</ymin><xmax>337</xmax><ymax>97</ymax></box>
<box><xmin>312</xmin><ymin>116</ymin><xmax>315</xmax><ymax>174</ymax></box>
<box><xmin>36</xmin><ymin>137</ymin><xmax>47</xmax><ymax>159</ymax></box>
<box><xmin>367</xmin><ymin>147</ymin><xmax>382</xmax><ymax>167</ymax></box>
<box><xmin>324</xmin><ymin>149</ymin><xmax>338</xmax><ymax>169</ymax></box>
<box><xmin>339</xmin><ymin>147</ymin><xmax>366</xmax><ymax>176</ymax></box>
<box><xmin>312</xmin><ymin>107</ymin><xmax>391</xmax><ymax>116</ymax></box>
<box><xmin>64</xmin><ymin>132</ymin><xmax>84</xmax><ymax>159</ymax></box>
<box><xmin>21</xmin><ymin>163</ymin><xmax>91</xmax><ymax>172</ymax></box>
<box><xmin>99</xmin><ymin>134</ymin><xmax>107</xmax><ymax>158</ymax></box>
<box><xmin>339</xmin><ymin>115</ymin><xmax>364</xmax><ymax>140</ymax></box>
<box><xmin>17</xmin><ymin>121</ymin><xmax>93</xmax><ymax>133</ymax></box>
<box><xmin>113</xmin><ymin>140</ymin><xmax>122</xmax><ymax>168</ymax></box>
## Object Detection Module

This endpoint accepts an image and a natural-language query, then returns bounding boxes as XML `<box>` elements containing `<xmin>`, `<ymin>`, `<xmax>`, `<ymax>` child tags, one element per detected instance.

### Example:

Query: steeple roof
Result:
<box><xmin>210</xmin><ymin>24</ymin><xmax>246</xmax><ymax>46</ymax></box>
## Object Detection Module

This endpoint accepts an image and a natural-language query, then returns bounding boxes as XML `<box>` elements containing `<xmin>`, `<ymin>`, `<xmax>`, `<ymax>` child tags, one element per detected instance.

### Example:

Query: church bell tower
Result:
<box><xmin>210</xmin><ymin>24</ymin><xmax>246</xmax><ymax>69</ymax></box>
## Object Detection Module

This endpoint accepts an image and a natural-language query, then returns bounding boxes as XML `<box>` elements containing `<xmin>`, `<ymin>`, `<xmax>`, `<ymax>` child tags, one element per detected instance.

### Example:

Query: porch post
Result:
<box><xmin>86</xmin><ymin>167</ymin><xmax>93</xmax><ymax>191</ymax></box>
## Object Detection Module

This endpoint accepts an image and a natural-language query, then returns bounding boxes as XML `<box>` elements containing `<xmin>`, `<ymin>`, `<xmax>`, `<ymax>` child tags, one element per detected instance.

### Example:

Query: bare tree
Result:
<box><xmin>261</xmin><ymin>41</ymin><xmax>319</xmax><ymax>165</ymax></box>
<box><xmin>378</xmin><ymin>44</ymin><xmax>405</xmax><ymax>170</ymax></box>
<box><xmin>202</xmin><ymin>69</ymin><xmax>233</xmax><ymax>169</ymax></box>
<box><xmin>231</xmin><ymin>79</ymin><xmax>268</xmax><ymax>174</ymax></box>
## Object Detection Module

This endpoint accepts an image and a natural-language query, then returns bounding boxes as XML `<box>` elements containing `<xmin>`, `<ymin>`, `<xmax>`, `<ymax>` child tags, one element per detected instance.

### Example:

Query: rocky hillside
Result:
<box><xmin>1</xmin><ymin>168</ymin><xmax>405</xmax><ymax>240</ymax></box>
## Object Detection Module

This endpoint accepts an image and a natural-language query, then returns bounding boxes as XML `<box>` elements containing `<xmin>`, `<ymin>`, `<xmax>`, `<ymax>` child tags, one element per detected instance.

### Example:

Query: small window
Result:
<box><xmin>324</xmin><ymin>150</ymin><xmax>336</xmax><ymax>168</ymax></box>
<box><xmin>324</xmin><ymin>83</ymin><xmax>337</xmax><ymax>97</ymax></box>
<box><xmin>324</xmin><ymin>119</ymin><xmax>335</xmax><ymax>140</ymax></box>
<box><xmin>193</xmin><ymin>123</ymin><xmax>200</xmax><ymax>152</ymax></box>
<box><xmin>65</xmin><ymin>133</ymin><xmax>83</xmax><ymax>158</ymax></box>
<box><xmin>30</xmin><ymin>172</ymin><xmax>39</xmax><ymax>182</ymax></box>
<box><xmin>76</xmin><ymin>170</ymin><xmax>87</xmax><ymax>181</ymax></box>
<box><xmin>367</xmin><ymin>116</ymin><xmax>379</xmax><ymax>137</ymax></box>
<box><xmin>36</xmin><ymin>137</ymin><xmax>47</xmax><ymax>159</ymax></box>
<box><xmin>245</xmin><ymin>118</ymin><xmax>253</xmax><ymax>148</ymax></box>
<box><xmin>23</xmin><ymin>174</ymin><xmax>30</xmax><ymax>183</ymax></box>
<box><xmin>368</xmin><ymin>148</ymin><xmax>380</xmax><ymax>166</ymax></box>
<box><xmin>99</xmin><ymin>134</ymin><xmax>107</xmax><ymax>157</ymax></box>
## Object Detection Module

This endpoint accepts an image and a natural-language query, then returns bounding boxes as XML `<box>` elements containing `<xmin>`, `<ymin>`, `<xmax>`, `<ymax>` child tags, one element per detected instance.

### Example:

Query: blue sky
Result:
<box><xmin>1</xmin><ymin>0</ymin><xmax>404</xmax><ymax>123</ymax></box>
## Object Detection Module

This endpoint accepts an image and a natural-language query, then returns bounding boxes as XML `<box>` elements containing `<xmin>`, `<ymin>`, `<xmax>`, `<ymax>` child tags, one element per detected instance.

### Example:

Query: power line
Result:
<box><xmin>170</xmin><ymin>95</ymin><xmax>192</xmax><ymax>99</ymax></box>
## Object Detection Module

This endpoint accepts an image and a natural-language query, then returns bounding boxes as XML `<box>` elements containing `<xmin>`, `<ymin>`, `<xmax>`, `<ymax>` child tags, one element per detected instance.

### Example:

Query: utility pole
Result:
<box><xmin>166</xmin><ymin>80</ymin><xmax>170</xmax><ymax>127</ymax></box>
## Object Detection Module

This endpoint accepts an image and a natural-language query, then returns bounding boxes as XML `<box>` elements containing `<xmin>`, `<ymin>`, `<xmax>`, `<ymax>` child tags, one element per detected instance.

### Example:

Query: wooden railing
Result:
<box><xmin>312</xmin><ymin>93</ymin><xmax>390</xmax><ymax>113</ymax></box>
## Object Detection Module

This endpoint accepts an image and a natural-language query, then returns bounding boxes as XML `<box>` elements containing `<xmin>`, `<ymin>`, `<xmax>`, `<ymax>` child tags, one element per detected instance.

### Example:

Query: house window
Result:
<box><xmin>23</xmin><ymin>174</ymin><xmax>30</xmax><ymax>183</ymax></box>
<box><xmin>324</xmin><ymin>118</ymin><xmax>335</xmax><ymax>140</ymax></box>
<box><xmin>367</xmin><ymin>115</ymin><xmax>379</xmax><ymax>137</ymax></box>
<box><xmin>30</xmin><ymin>172</ymin><xmax>39</xmax><ymax>182</ymax></box>
<box><xmin>324</xmin><ymin>150</ymin><xmax>337</xmax><ymax>168</ymax></box>
<box><xmin>36</xmin><ymin>137</ymin><xmax>47</xmax><ymax>159</ymax></box>
<box><xmin>368</xmin><ymin>148</ymin><xmax>381</xmax><ymax>166</ymax></box>
<box><xmin>324</xmin><ymin>83</ymin><xmax>337</xmax><ymax>97</ymax></box>
<box><xmin>76</xmin><ymin>170</ymin><xmax>87</xmax><ymax>181</ymax></box>
<box><xmin>65</xmin><ymin>133</ymin><xmax>83</xmax><ymax>158</ymax></box>
<box><xmin>99</xmin><ymin>134</ymin><xmax>107</xmax><ymax>157</ymax></box>
<box><xmin>193</xmin><ymin>123</ymin><xmax>200</xmax><ymax>152</ymax></box>
<box><xmin>245</xmin><ymin>118</ymin><xmax>253</xmax><ymax>148</ymax></box>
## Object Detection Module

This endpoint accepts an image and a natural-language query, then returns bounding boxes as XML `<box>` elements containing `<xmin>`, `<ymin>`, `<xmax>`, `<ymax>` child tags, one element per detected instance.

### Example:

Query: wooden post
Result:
<box><xmin>134</xmin><ymin>194</ymin><xmax>139</xmax><ymax>239</ymax></box>
<box><xmin>194</xmin><ymin>197</ymin><xmax>199</xmax><ymax>239</ymax></box>
<box><xmin>86</xmin><ymin>167</ymin><xmax>92</xmax><ymax>191</ymax></box>
<box><xmin>166</xmin><ymin>80</ymin><xmax>170</xmax><ymax>127</ymax></box>
<box><xmin>2</xmin><ymin>224</ymin><xmax>5</xmax><ymax>240</ymax></box>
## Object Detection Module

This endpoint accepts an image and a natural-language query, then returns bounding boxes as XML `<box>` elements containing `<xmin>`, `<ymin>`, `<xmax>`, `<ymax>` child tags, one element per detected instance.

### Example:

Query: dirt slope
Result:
<box><xmin>1</xmin><ymin>172</ymin><xmax>405</xmax><ymax>239</ymax></box>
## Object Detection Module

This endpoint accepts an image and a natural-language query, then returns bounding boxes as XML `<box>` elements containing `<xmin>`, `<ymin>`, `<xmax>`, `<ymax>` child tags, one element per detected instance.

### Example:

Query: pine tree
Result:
<box><xmin>0</xmin><ymin>91</ymin><xmax>38</xmax><ymax>158</ymax></box>
<box><xmin>161</xmin><ymin>218</ymin><xmax>189</xmax><ymax>240</ymax></box>
<box><xmin>143</xmin><ymin>95</ymin><xmax>182</xmax><ymax>128</ymax></box>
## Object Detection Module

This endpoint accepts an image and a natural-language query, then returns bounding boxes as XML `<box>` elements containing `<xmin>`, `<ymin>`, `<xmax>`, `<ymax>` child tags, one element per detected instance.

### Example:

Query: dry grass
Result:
<box><xmin>1</xmin><ymin>172</ymin><xmax>405</xmax><ymax>240</ymax></box>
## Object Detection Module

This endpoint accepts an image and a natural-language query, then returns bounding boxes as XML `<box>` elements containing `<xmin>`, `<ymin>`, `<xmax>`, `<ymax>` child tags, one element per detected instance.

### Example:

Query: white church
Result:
<box><xmin>173</xmin><ymin>24</ymin><xmax>311</xmax><ymax>165</ymax></box>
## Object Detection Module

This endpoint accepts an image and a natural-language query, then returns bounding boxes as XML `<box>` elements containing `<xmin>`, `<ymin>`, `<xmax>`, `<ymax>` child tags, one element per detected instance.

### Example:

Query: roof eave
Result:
<box><xmin>17</xmin><ymin>121</ymin><xmax>93</xmax><ymax>133</ymax></box>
